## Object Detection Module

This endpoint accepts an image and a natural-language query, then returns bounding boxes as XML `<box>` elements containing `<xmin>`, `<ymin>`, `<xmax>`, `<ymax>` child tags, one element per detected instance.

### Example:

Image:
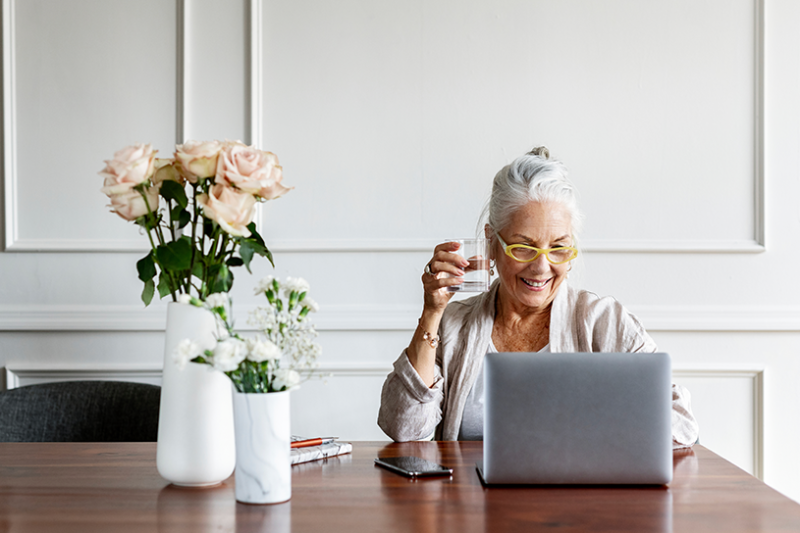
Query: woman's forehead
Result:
<box><xmin>505</xmin><ymin>201</ymin><xmax>572</xmax><ymax>241</ymax></box>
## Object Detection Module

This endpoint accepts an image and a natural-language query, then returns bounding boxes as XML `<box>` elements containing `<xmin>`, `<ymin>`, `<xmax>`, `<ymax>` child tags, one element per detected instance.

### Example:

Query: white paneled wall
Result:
<box><xmin>2</xmin><ymin>0</ymin><xmax>800</xmax><ymax>504</ymax></box>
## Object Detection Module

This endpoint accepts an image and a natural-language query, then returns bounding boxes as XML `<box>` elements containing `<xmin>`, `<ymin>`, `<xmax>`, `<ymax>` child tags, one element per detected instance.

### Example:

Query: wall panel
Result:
<box><xmin>260</xmin><ymin>0</ymin><xmax>763</xmax><ymax>253</ymax></box>
<box><xmin>3</xmin><ymin>0</ymin><xmax>179</xmax><ymax>251</ymax></box>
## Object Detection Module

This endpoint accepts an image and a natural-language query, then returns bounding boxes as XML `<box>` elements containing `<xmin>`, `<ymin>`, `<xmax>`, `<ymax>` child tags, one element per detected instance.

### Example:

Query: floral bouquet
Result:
<box><xmin>174</xmin><ymin>276</ymin><xmax>321</xmax><ymax>393</ymax></box>
<box><xmin>99</xmin><ymin>141</ymin><xmax>291</xmax><ymax>305</ymax></box>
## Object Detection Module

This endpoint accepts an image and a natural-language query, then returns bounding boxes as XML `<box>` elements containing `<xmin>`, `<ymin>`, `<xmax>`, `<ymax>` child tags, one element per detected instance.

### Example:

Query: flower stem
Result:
<box><xmin>187</xmin><ymin>183</ymin><xmax>200</xmax><ymax>295</ymax></box>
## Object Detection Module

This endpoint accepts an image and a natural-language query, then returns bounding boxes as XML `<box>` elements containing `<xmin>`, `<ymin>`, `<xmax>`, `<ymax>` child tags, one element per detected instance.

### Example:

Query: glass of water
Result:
<box><xmin>446</xmin><ymin>239</ymin><xmax>490</xmax><ymax>292</ymax></box>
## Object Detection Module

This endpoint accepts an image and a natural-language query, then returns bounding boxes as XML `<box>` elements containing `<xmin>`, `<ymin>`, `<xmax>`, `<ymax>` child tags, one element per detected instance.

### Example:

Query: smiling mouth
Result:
<box><xmin>522</xmin><ymin>278</ymin><xmax>550</xmax><ymax>289</ymax></box>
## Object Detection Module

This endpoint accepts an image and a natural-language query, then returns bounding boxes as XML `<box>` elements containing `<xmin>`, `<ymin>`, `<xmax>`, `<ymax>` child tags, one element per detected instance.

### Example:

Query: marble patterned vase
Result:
<box><xmin>232</xmin><ymin>390</ymin><xmax>291</xmax><ymax>504</ymax></box>
<box><xmin>157</xmin><ymin>302</ymin><xmax>236</xmax><ymax>486</ymax></box>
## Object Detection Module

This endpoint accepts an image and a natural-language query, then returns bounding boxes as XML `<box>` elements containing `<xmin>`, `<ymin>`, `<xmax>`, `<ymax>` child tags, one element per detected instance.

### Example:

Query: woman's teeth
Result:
<box><xmin>522</xmin><ymin>278</ymin><xmax>548</xmax><ymax>288</ymax></box>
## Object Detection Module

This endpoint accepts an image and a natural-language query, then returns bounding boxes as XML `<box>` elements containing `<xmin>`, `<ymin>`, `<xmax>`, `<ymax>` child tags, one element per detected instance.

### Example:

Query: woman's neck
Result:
<box><xmin>494</xmin><ymin>284</ymin><xmax>552</xmax><ymax>326</ymax></box>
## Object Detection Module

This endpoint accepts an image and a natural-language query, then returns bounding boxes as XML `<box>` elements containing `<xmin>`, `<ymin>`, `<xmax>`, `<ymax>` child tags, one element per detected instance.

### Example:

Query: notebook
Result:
<box><xmin>477</xmin><ymin>351</ymin><xmax>673</xmax><ymax>485</ymax></box>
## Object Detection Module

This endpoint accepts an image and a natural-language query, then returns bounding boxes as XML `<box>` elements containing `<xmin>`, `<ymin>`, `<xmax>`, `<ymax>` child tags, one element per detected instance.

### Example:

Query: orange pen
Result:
<box><xmin>291</xmin><ymin>437</ymin><xmax>337</xmax><ymax>449</ymax></box>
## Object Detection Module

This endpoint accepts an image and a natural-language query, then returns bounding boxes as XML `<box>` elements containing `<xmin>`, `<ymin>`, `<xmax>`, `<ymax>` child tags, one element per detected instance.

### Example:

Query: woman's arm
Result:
<box><xmin>377</xmin><ymin>349</ymin><xmax>444</xmax><ymax>442</ymax></box>
<box><xmin>405</xmin><ymin>242</ymin><xmax>467</xmax><ymax>385</ymax></box>
<box><xmin>377</xmin><ymin>242</ymin><xmax>469</xmax><ymax>441</ymax></box>
<box><xmin>671</xmin><ymin>383</ymin><xmax>700</xmax><ymax>448</ymax></box>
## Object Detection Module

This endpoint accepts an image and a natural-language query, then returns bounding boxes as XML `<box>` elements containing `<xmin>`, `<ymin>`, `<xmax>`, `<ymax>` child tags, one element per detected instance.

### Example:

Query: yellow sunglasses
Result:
<box><xmin>495</xmin><ymin>233</ymin><xmax>578</xmax><ymax>265</ymax></box>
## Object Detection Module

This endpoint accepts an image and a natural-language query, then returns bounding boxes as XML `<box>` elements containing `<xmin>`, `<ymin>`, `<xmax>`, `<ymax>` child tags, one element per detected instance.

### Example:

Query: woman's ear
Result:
<box><xmin>484</xmin><ymin>224</ymin><xmax>494</xmax><ymax>260</ymax></box>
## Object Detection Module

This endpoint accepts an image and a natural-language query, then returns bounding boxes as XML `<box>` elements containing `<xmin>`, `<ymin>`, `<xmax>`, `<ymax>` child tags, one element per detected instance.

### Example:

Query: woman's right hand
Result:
<box><xmin>421</xmin><ymin>241</ymin><xmax>470</xmax><ymax>313</ymax></box>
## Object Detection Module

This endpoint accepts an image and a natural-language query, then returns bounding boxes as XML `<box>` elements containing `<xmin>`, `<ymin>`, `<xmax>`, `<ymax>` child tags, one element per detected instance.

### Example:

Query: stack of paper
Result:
<box><xmin>291</xmin><ymin>441</ymin><xmax>353</xmax><ymax>465</ymax></box>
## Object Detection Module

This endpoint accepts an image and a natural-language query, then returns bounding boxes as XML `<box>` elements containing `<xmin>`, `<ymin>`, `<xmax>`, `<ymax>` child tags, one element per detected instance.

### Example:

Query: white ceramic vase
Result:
<box><xmin>157</xmin><ymin>302</ymin><xmax>236</xmax><ymax>486</ymax></box>
<box><xmin>232</xmin><ymin>390</ymin><xmax>291</xmax><ymax>504</ymax></box>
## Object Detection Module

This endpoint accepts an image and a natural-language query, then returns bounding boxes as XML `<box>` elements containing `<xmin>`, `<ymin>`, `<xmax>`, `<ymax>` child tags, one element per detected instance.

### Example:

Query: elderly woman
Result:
<box><xmin>378</xmin><ymin>147</ymin><xmax>699</xmax><ymax>447</ymax></box>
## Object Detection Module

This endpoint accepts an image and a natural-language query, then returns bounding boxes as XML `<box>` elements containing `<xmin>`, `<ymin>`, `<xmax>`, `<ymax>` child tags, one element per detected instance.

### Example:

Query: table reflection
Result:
<box><xmin>157</xmin><ymin>483</ymin><xmax>236</xmax><ymax>533</ymax></box>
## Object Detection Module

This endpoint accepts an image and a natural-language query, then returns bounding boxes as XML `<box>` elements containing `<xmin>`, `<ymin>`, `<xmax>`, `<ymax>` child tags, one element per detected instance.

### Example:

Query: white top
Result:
<box><xmin>457</xmin><ymin>341</ymin><xmax>550</xmax><ymax>440</ymax></box>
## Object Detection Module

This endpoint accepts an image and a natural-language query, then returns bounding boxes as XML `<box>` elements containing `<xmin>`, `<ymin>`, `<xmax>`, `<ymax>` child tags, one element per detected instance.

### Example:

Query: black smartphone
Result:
<box><xmin>374</xmin><ymin>456</ymin><xmax>453</xmax><ymax>477</ymax></box>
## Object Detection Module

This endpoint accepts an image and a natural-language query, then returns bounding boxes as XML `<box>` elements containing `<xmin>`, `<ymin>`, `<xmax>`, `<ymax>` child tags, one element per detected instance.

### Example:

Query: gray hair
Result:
<box><xmin>480</xmin><ymin>146</ymin><xmax>583</xmax><ymax>242</ymax></box>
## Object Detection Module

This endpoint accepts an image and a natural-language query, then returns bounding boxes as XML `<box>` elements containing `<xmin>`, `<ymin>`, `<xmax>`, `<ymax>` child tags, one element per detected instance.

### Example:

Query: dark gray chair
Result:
<box><xmin>0</xmin><ymin>380</ymin><xmax>161</xmax><ymax>442</ymax></box>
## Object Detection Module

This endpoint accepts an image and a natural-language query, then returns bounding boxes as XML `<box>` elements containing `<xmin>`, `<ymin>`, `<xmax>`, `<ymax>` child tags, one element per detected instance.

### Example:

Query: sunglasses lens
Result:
<box><xmin>509</xmin><ymin>247</ymin><xmax>538</xmax><ymax>262</ymax></box>
<box><xmin>547</xmin><ymin>249</ymin><xmax>575</xmax><ymax>264</ymax></box>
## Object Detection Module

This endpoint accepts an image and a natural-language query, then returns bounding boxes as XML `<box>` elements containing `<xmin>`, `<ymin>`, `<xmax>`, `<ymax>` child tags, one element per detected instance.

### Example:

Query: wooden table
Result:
<box><xmin>0</xmin><ymin>441</ymin><xmax>799</xmax><ymax>532</ymax></box>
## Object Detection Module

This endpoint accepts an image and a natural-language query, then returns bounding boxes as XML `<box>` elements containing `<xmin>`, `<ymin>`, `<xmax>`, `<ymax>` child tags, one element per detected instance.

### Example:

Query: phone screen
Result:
<box><xmin>374</xmin><ymin>456</ymin><xmax>453</xmax><ymax>477</ymax></box>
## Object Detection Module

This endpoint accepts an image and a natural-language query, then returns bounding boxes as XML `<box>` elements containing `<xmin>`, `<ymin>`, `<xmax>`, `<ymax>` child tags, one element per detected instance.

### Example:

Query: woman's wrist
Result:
<box><xmin>406</xmin><ymin>309</ymin><xmax>443</xmax><ymax>387</ymax></box>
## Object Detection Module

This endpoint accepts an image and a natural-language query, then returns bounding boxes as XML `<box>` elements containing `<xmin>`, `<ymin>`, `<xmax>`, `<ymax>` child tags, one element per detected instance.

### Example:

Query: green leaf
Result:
<box><xmin>136</xmin><ymin>253</ymin><xmax>156</xmax><ymax>282</ymax></box>
<box><xmin>239</xmin><ymin>238</ymin><xmax>273</xmax><ymax>272</ymax></box>
<box><xmin>141</xmin><ymin>279</ymin><xmax>155</xmax><ymax>306</ymax></box>
<box><xmin>209</xmin><ymin>264</ymin><xmax>233</xmax><ymax>293</ymax></box>
<box><xmin>239</xmin><ymin>241</ymin><xmax>255</xmax><ymax>273</ymax></box>
<box><xmin>246</xmin><ymin>222</ymin><xmax>266</xmax><ymax>246</ymax></box>
<box><xmin>191</xmin><ymin>261</ymin><xmax>205</xmax><ymax>281</ymax></box>
<box><xmin>155</xmin><ymin>239</ymin><xmax>192</xmax><ymax>271</ymax></box>
<box><xmin>157</xmin><ymin>274</ymin><xmax>172</xmax><ymax>298</ymax></box>
<box><xmin>160</xmin><ymin>180</ymin><xmax>188</xmax><ymax>209</ymax></box>
<box><xmin>176</xmin><ymin>209</ymin><xmax>191</xmax><ymax>230</ymax></box>
<box><xmin>226</xmin><ymin>257</ymin><xmax>244</xmax><ymax>267</ymax></box>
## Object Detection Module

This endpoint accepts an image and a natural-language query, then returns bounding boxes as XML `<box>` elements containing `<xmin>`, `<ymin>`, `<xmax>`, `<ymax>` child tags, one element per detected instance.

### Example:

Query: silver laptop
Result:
<box><xmin>478</xmin><ymin>352</ymin><xmax>672</xmax><ymax>485</ymax></box>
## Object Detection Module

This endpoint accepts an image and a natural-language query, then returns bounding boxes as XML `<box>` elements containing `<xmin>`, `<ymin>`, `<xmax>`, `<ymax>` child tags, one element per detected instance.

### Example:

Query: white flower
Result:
<box><xmin>273</xmin><ymin>368</ymin><xmax>300</xmax><ymax>391</ymax></box>
<box><xmin>205</xmin><ymin>293</ymin><xmax>228</xmax><ymax>309</ymax></box>
<box><xmin>301</xmin><ymin>296</ymin><xmax>319</xmax><ymax>313</ymax></box>
<box><xmin>248</xmin><ymin>307</ymin><xmax>277</xmax><ymax>330</ymax></box>
<box><xmin>253</xmin><ymin>275</ymin><xmax>274</xmax><ymax>295</ymax></box>
<box><xmin>173</xmin><ymin>339</ymin><xmax>200</xmax><ymax>370</ymax></box>
<box><xmin>211</xmin><ymin>338</ymin><xmax>247</xmax><ymax>372</ymax></box>
<box><xmin>246</xmin><ymin>337</ymin><xmax>281</xmax><ymax>362</ymax></box>
<box><xmin>282</xmin><ymin>277</ymin><xmax>310</xmax><ymax>296</ymax></box>
<box><xmin>177</xmin><ymin>294</ymin><xmax>192</xmax><ymax>305</ymax></box>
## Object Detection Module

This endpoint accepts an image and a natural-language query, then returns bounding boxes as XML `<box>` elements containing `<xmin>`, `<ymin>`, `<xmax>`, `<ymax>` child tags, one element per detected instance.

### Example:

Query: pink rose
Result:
<box><xmin>255</xmin><ymin>151</ymin><xmax>293</xmax><ymax>200</ymax></box>
<box><xmin>106</xmin><ymin>186</ymin><xmax>160</xmax><ymax>221</ymax></box>
<box><xmin>197</xmin><ymin>183</ymin><xmax>256</xmax><ymax>237</ymax></box>
<box><xmin>152</xmin><ymin>158</ymin><xmax>184</xmax><ymax>186</ymax></box>
<box><xmin>175</xmin><ymin>140</ymin><xmax>223</xmax><ymax>183</ymax></box>
<box><xmin>99</xmin><ymin>143</ymin><xmax>157</xmax><ymax>196</ymax></box>
<box><xmin>216</xmin><ymin>144</ymin><xmax>292</xmax><ymax>199</ymax></box>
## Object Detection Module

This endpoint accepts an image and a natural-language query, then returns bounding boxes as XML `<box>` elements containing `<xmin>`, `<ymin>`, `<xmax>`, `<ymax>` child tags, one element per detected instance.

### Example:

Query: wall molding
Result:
<box><xmin>2</xmin><ymin>0</ymin><xmax>19</xmax><ymax>252</ymax></box>
<box><xmin>673</xmin><ymin>366</ymin><xmax>764</xmax><ymax>480</ymax></box>
<box><xmin>176</xmin><ymin>0</ymin><xmax>186</xmax><ymax>144</ymax></box>
<box><xmin>248</xmin><ymin>0</ymin><xmax>262</xmax><ymax>150</ymax></box>
<box><xmin>0</xmin><ymin>303</ymin><xmax>798</xmax><ymax>332</ymax></box>
<box><xmin>753</xmin><ymin>0</ymin><xmax>765</xmax><ymax>249</ymax></box>
<box><xmin>3</xmin><ymin>0</ymin><xmax>765</xmax><ymax>254</ymax></box>
<box><xmin>5</xmin><ymin>364</ymin><xmax>164</xmax><ymax>389</ymax></box>
<box><xmin>2</xmin><ymin>0</ymin><xmax>188</xmax><ymax>252</ymax></box>
<box><xmin>0</xmin><ymin>238</ymin><xmax>768</xmax><ymax>254</ymax></box>
<box><xmin>4</xmin><ymin>362</ymin><xmax>389</xmax><ymax>390</ymax></box>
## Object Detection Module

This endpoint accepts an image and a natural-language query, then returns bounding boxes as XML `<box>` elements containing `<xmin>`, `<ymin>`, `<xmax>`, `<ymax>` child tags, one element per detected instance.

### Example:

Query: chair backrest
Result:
<box><xmin>0</xmin><ymin>380</ymin><xmax>161</xmax><ymax>442</ymax></box>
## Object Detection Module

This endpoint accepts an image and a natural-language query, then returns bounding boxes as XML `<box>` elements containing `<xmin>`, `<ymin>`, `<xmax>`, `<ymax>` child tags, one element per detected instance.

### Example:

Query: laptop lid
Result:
<box><xmin>481</xmin><ymin>352</ymin><xmax>672</xmax><ymax>485</ymax></box>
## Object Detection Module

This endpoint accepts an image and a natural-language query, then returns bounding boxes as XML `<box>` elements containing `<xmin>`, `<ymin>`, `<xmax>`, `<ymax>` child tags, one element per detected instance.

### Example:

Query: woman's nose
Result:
<box><xmin>528</xmin><ymin>253</ymin><xmax>550</xmax><ymax>274</ymax></box>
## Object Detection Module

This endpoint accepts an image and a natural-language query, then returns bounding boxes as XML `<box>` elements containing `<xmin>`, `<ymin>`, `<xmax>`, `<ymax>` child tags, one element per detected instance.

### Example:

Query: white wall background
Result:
<box><xmin>1</xmin><ymin>0</ymin><xmax>799</xmax><ymax>502</ymax></box>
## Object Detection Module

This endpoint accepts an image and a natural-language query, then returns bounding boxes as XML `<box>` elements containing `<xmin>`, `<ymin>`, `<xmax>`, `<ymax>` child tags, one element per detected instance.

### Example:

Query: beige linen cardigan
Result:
<box><xmin>378</xmin><ymin>280</ymin><xmax>700</xmax><ymax>447</ymax></box>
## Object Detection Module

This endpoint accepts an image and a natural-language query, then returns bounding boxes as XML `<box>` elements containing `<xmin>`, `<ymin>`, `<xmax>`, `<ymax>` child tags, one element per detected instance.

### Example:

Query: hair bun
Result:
<box><xmin>527</xmin><ymin>146</ymin><xmax>550</xmax><ymax>160</ymax></box>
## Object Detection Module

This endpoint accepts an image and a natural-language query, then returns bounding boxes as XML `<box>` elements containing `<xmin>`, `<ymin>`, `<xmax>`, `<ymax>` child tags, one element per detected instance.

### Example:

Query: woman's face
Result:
<box><xmin>491</xmin><ymin>201</ymin><xmax>573</xmax><ymax>314</ymax></box>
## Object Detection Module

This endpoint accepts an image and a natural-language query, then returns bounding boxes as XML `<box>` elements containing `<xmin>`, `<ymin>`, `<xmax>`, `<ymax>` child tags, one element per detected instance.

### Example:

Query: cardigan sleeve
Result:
<box><xmin>377</xmin><ymin>349</ymin><xmax>445</xmax><ymax>442</ymax></box>
<box><xmin>671</xmin><ymin>383</ymin><xmax>700</xmax><ymax>449</ymax></box>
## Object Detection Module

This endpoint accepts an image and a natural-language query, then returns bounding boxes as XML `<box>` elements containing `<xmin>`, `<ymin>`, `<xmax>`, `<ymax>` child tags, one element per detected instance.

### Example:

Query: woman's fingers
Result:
<box><xmin>427</xmin><ymin>242</ymin><xmax>469</xmax><ymax>277</ymax></box>
<box><xmin>423</xmin><ymin>270</ymin><xmax>463</xmax><ymax>291</ymax></box>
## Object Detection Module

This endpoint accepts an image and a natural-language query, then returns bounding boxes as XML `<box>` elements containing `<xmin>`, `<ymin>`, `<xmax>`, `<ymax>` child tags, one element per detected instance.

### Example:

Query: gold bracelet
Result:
<box><xmin>418</xmin><ymin>320</ymin><xmax>440</xmax><ymax>349</ymax></box>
